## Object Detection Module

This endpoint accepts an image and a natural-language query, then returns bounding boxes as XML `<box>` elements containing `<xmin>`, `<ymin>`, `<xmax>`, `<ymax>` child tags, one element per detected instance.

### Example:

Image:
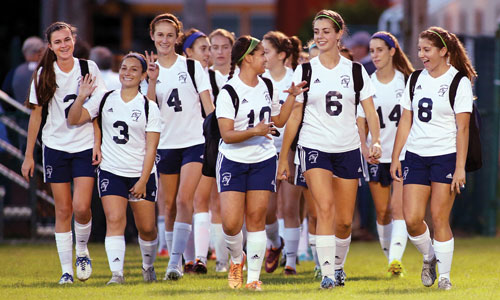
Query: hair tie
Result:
<box><xmin>183</xmin><ymin>31</ymin><xmax>206</xmax><ymax>54</ymax></box>
<box><xmin>315</xmin><ymin>14</ymin><xmax>342</xmax><ymax>30</ymax></box>
<box><xmin>238</xmin><ymin>37</ymin><xmax>260</xmax><ymax>63</ymax></box>
<box><xmin>429</xmin><ymin>30</ymin><xmax>448</xmax><ymax>50</ymax></box>
<box><xmin>371</xmin><ymin>33</ymin><xmax>396</xmax><ymax>49</ymax></box>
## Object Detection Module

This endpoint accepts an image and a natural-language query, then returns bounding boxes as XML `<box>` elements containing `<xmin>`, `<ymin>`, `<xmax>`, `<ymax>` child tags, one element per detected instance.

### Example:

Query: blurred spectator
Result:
<box><xmin>74</xmin><ymin>39</ymin><xmax>90</xmax><ymax>59</ymax></box>
<box><xmin>12</xmin><ymin>36</ymin><xmax>45</xmax><ymax>104</ymax></box>
<box><xmin>340</xmin><ymin>46</ymin><xmax>353</xmax><ymax>61</ymax></box>
<box><xmin>89</xmin><ymin>46</ymin><xmax>120</xmax><ymax>90</ymax></box>
<box><xmin>345</xmin><ymin>31</ymin><xmax>376</xmax><ymax>74</ymax></box>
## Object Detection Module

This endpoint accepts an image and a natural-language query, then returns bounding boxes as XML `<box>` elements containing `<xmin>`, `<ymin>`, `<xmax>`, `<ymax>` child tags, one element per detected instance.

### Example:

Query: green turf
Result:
<box><xmin>1</xmin><ymin>237</ymin><xmax>500</xmax><ymax>299</ymax></box>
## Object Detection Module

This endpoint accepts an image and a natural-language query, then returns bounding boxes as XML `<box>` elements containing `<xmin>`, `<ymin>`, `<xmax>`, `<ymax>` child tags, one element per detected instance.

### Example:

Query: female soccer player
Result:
<box><xmin>278</xmin><ymin>10</ymin><xmax>381</xmax><ymax>289</ymax></box>
<box><xmin>390</xmin><ymin>26</ymin><xmax>476</xmax><ymax>290</ymax></box>
<box><xmin>144</xmin><ymin>13</ymin><xmax>214</xmax><ymax>280</ymax></box>
<box><xmin>180</xmin><ymin>28</ymin><xmax>226</xmax><ymax>273</ymax></box>
<box><xmin>68</xmin><ymin>53</ymin><xmax>161</xmax><ymax>284</ymax></box>
<box><xmin>357</xmin><ymin>31</ymin><xmax>414</xmax><ymax>276</ymax></box>
<box><xmin>261</xmin><ymin>30</ymin><xmax>302</xmax><ymax>275</ymax></box>
<box><xmin>21</xmin><ymin>22</ymin><xmax>105</xmax><ymax>284</ymax></box>
<box><xmin>208</xmin><ymin>28</ymin><xmax>235</xmax><ymax>273</ymax></box>
<box><xmin>217</xmin><ymin>35</ymin><xmax>306</xmax><ymax>290</ymax></box>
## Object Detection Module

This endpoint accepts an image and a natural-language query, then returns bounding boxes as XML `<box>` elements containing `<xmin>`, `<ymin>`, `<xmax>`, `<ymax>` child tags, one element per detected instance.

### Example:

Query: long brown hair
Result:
<box><xmin>209</xmin><ymin>28</ymin><xmax>235</xmax><ymax>46</ymax></box>
<box><xmin>263</xmin><ymin>31</ymin><xmax>302</xmax><ymax>70</ymax></box>
<box><xmin>420</xmin><ymin>26</ymin><xmax>477</xmax><ymax>82</ymax></box>
<box><xmin>228</xmin><ymin>36</ymin><xmax>261</xmax><ymax>80</ymax></box>
<box><xmin>31</xmin><ymin>22</ymin><xmax>75</xmax><ymax>107</ymax></box>
<box><xmin>371</xmin><ymin>31</ymin><xmax>414</xmax><ymax>78</ymax></box>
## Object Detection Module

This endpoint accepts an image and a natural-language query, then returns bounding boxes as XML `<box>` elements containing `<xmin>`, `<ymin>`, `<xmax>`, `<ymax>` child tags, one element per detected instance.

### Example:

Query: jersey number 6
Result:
<box><xmin>326</xmin><ymin>91</ymin><xmax>342</xmax><ymax>116</ymax></box>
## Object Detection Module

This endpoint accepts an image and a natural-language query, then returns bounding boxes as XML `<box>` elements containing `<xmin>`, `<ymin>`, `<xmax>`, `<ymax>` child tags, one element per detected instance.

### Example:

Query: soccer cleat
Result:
<box><xmin>387</xmin><ymin>260</ymin><xmax>404</xmax><ymax>277</ymax></box>
<box><xmin>438</xmin><ymin>277</ymin><xmax>452</xmax><ymax>290</ymax></box>
<box><xmin>320</xmin><ymin>276</ymin><xmax>335</xmax><ymax>289</ymax></box>
<box><xmin>183</xmin><ymin>261</ymin><xmax>195</xmax><ymax>274</ymax></box>
<box><xmin>245</xmin><ymin>280</ymin><xmax>263</xmax><ymax>291</ymax></box>
<box><xmin>193</xmin><ymin>259</ymin><xmax>208</xmax><ymax>274</ymax></box>
<box><xmin>314</xmin><ymin>265</ymin><xmax>322</xmax><ymax>280</ymax></box>
<box><xmin>228</xmin><ymin>253</ymin><xmax>246</xmax><ymax>289</ymax></box>
<box><xmin>157</xmin><ymin>249</ymin><xmax>169</xmax><ymax>257</ymax></box>
<box><xmin>265</xmin><ymin>237</ymin><xmax>284</xmax><ymax>273</ymax></box>
<box><xmin>142</xmin><ymin>266</ymin><xmax>157</xmax><ymax>282</ymax></box>
<box><xmin>215</xmin><ymin>261</ymin><xmax>228</xmax><ymax>273</ymax></box>
<box><xmin>165</xmin><ymin>265</ymin><xmax>183</xmax><ymax>281</ymax></box>
<box><xmin>284</xmin><ymin>266</ymin><xmax>297</xmax><ymax>276</ymax></box>
<box><xmin>75</xmin><ymin>255</ymin><xmax>92</xmax><ymax>281</ymax></box>
<box><xmin>421</xmin><ymin>256</ymin><xmax>437</xmax><ymax>287</ymax></box>
<box><xmin>106</xmin><ymin>272</ymin><xmax>125</xmax><ymax>285</ymax></box>
<box><xmin>334</xmin><ymin>268</ymin><xmax>346</xmax><ymax>286</ymax></box>
<box><xmin>58</xmin><ymin>273</ymin><xmax>74</xmax><ymax>285</ymax></box>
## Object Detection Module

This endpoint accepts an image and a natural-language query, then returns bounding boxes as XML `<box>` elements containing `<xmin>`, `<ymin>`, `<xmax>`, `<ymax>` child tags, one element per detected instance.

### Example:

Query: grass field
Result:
<box><xmin>1</xmin><ymin>237</ymin><xmax>500</xmax><ymax>300</ymax></box>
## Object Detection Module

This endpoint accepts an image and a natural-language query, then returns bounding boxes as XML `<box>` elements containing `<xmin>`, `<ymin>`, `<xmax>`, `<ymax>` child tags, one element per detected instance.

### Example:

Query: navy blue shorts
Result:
<box><xmin>368</xmin><ymin>163</ymin><xmax>394</xmax><ymax>187</ymax></box>
<box><xmin>97</xmin><ymin>168</ymin><xmax>157</xmax><ymax>202</ymax></box>
<box><xmin>202</xmin><ymin>138</ymin><xmax>219</xmax><ymax>178</ymax></box>
<box><xmin>294</xmin><ymin>164</ymin><xmax>308</xmax><ymax>188</ymax></box>
<box><xmin>42</xmin><ymin>146</ymin><xmax>95</xmax><ymax>183</ymax></box>
<box><xmin>157</xmin><ymin>144</ymin><xmax>204</xmax><ymax>174</ymax></box>
<box><xmin>402</xmin><ymin>151</ymin><xmax>456</xmax><ymax>186</ymax></box>
<box><xmin>216</xmin><ymin>153</ymin><xmax>277</xmax><ymax>193</ymax></box>
<box><xmin>297</xmin><ymin>145</ymin><xmax>364</xmax><ymax>179</ymax></box>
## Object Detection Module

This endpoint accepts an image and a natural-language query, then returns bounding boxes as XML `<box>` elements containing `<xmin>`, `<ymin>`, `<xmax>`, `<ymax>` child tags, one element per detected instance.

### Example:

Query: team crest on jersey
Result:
<box><xmin>396</xmin><ymin>89</ymin><xmax>404</xmax><ymax>98</ymax></box>
<box><xmin>178</xmin><ymin>72</ymin><xmax>188</xmax><ymax>83</ymax></box>
<box><xmin>45</xmin><ymin>165</ymin><xmax>53</xmax><ymax>178</ymax></box>
<box><xmin>340</xmin><ymin>75</ymin><xmax>350</xmax><ymax>88</ymax></box>
<box><xmin>308</xmin><ymin>151</ymin><xmax>319</xmax><ymax>164</ymax></box>
<box><xmin>221</xmin><ymin>172</ymin><xmax>231</xmax><ymax>186</ymax></box>
<box><xmin>264</xmin><ymin>91</ymin><xmax>272</xmax><ymax>104</ymax></box>
<box><xmin>131</xmin><ymin>109</ymin><xmax>142</xmax><ymax>122</ymax></box>
<box><xmin>438</xmin><ymin>85</ymin><xmax>448</xmax><ymax>97</ymax></box>
<box><xmin>100</xmin><ymin>179</ymin><xmax>110</xmax><ymax>192</ymax></box>
<box><xmin>403</xmin><ymin>167</ymin><xmax>409</xmax><ymax>180</ymax></box>
<box><xmin>369</xmin><ymin>164</ymin><xmax>378</xmax><ymax>177</ymax></box>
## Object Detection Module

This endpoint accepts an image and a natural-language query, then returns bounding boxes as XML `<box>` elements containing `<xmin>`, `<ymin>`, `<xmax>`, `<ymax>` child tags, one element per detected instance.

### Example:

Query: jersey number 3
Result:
<box><xmin>113</xmin><ymin>121</ymin><xmax>129</xmax><ymax>144</ymax></box>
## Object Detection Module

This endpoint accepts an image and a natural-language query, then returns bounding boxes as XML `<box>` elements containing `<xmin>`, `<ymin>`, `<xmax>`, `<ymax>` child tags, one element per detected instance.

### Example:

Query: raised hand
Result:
<box><xmin>284</xmin><ymin>80</ymin><xmax>309</xmax><ymax>97</ymax></box>
<box><xmin>145</xmin><ymin>51</ymin><xmax>159</xmax><ymax>82</ymax></box>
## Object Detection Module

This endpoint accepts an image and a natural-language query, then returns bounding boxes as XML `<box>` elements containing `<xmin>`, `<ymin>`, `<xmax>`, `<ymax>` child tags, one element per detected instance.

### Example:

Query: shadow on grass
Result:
<box><xmin>359</xmin><ymin>287</ymin><xmax>441</xmax><ymax>295</ymax></box>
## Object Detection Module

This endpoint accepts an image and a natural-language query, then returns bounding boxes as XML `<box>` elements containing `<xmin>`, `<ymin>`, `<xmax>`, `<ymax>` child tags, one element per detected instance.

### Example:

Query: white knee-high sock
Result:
<box><xmin>157</xmin><ymin>216</ymin><xmax>166</xmax><ymax>251</ymax></box>
<box><xmin>105</xmin><ymin>235</ymin><xmax>125</xmax><ymax>275</ymax></box>
<box><xmin>284</xmin><ymin>227</ymin><xmax>300</xmax><ymax>269</ymax></box>
<box><xmin>389</xmin><ymin>220</ymin><xmax>408</xmax><ymax>263</ymax></box>
<box><xmin>211</xmin><ymin>223</ymin><xmax>228</xmax><ymax>264</ymax></box>
<box><xmin>194</xmin><ymin>212</ymin><xmax>210</xmax><ymax>264</ymax></box>
<box><xmin>297</xmin><ymin>219</ymin><xmax>309</xmax><ymax>257</ymax></box>
<box><xmin>55</xmin><ymin>231</ymin><xmax>73</xmax><ymax>276</ymax></box>
<box><xmin>165</xmin><ymin>231</ymin><xmax>173</xmax><ymax>255</ymax></box>
<box><xmin>309</xmin><ymin>234</ymin><xmax>320</xmax><ymax>267</ymax></box>
<box><xmin>335</xmin><ymin>235</ymin><xmax>351</xmax><ymax>270</ymax></box>
<box><xmin>278</xmin><ymin>218</ymin><xmax>285</xmax><ymax>239</ymax></box>
<box><xmin>376</xmin><ymin>222</ymin><xmax>392</xmax><ymax>260</ymax></box>
<box><xmin>265</xmin><ymin>221</ymin><xmax>282</xmax><ymax>249</ymax></box>
<box><xmin>74</xmin><ymin>220</ymin><xmax>91</xmax><ymax>256</ymax></box>
<box><xmin>316</xmin><ymin>235</ymin><xmax>335</xmax><ymax>278</ymax></box>
<box><xmin>246</xmin><ymin>231</ymin><xmax>267</xmax><ymax>283</ymax></box>
<box><xmin>224</xmin><ymin>231</ymin><xmax>244</xmax><ymax>264</ymax></box>
<box><xmin>168</xmin><ymin>222</ymin><xmax>191</xmax><ymax>268</ymax></box>
<box><xmin>183</xmin><ymin>229</ymin><xmax>195</xmax><ymax>264</ymax></box>
<box><xmin>408</xmin><ymin>224</ymin><xmax>435</xmax><ymax>262</ymax></box>
<box><xmin>139</xmin><ymin>236</ymin><xmax>158</xmax><ymax>269</ymax></box>
<box><xmin>433</xmin><ymin>238</ymin><xmax>454</xmax><ymax>280</ymax></box>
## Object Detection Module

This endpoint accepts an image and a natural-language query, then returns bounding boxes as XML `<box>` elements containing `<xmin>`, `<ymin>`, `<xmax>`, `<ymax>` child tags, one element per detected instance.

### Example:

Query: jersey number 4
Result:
<box><xmin>167</xmin><ymin>89</ymin><xmax>182</xmax><ymax>112</ymax></box>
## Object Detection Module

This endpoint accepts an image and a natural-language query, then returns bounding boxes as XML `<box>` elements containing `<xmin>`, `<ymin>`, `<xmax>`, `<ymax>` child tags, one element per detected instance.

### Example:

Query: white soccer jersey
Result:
<box><xmin>401</xmin><ymin>66</ymin><xmax>473</xmax><ymax>157</ymax></box>
<box><xmin>142</xmin><ymin>55</ymin><xmax>211</xmax><ymax>149</ymax></box>
<box><xmin>84</xmin><ymin>90</ymin><xmax>161</xmax><ymax>177</ymax></box>
<box><xmin>29</xmin><ymin>58</ymin><xmax>106</xmax><ymax>152</ymax></box>
<box><xmin>293</xmin><ymin>55</ymin><xmax>375</xmax><ymax>153</ymax></box>
<box><xmin>216</xmin><ymin>75</ymin><xmax>280</xmax><ymax>163</ymax></box>
<box><xmin>358</xmin><ymin>70</ymin><xmax>406</xmax><ymax>162</ymax></box>
<box><xmin>262</xmin><ymin>67</ymin><xmax>294</xmax><ymax>153</ymax></box>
